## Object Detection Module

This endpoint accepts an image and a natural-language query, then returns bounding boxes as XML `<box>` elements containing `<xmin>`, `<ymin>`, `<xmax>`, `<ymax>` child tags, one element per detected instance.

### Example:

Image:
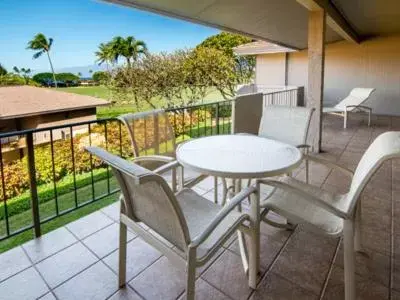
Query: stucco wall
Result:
<box><xmin>256</xmin><ymin>35</ymin><xmax>400</xmax><ymax>115</ymax></box>
<box><xmin>255</xmin><ymin>53</ymin><xmax>287</xmax><ymax>86</ymax></box>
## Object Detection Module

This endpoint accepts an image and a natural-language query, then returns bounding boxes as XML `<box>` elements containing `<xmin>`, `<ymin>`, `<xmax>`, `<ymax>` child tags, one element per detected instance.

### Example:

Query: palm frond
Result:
<box><xmin>33</xmin><ymin>50</ymin><xmax>45</xmax><ymax>59</ymax></box>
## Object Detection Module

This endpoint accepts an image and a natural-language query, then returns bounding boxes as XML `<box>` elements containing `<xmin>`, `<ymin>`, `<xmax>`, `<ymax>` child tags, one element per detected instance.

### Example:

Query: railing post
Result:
<box><xmin>215</xmin><ymin>103</ymin><xmax>220</xmax><ymax>135</ymax></box>
<box><xmin>26</xmin><ymin>132</ymin><xmax>41</xmax><ymax>238</ymax></box>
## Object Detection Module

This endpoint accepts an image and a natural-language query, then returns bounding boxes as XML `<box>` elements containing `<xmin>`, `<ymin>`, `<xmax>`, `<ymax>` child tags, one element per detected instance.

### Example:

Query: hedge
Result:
<box><xmin>0</xmin><ymin>168</ymin><xmax>110</xmax><ymax>220</ymax></box>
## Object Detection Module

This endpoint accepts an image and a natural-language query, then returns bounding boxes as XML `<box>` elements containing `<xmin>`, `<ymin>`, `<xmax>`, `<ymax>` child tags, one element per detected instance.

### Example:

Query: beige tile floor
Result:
<box><xmin>0</xmin><ymin>114</ymin><xmax>399</xmax><ymax>300</ymax></box>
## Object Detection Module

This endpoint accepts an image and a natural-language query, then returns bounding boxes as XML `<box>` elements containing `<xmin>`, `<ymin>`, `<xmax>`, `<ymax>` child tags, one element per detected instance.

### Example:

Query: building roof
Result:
<box><xmin>0</xmin><ymin>86</ymin><xmax>109</xmax><ymax>120</ymax></box>
<box><xmin>233</xmin><ymin>41</ymin><xmax>296</xmax><ymax>56</ymax></box>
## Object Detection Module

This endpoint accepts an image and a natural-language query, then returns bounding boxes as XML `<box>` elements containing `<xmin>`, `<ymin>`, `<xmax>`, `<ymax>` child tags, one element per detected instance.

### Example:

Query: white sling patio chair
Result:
<box><xmin>323</xmin><ymin>88</ymin><xmax>376</xmax><ymax>129</ymax></box>
<box><xmin>118</xmin><ymin>110</ymin><xmax>212</xmax><ymax>195</ymax></box>
<box><xmin>258</xmin><ymin>131</ymin><xmax>400</xmax><ymax>300</ymax></box>
<box><xmin>86</xmin><ymin>146</ymin><xmax>260</xmax><ymax>299</ymax></box>
<box><xmin>247</xmin><ymin>105</ymin><xmax>315</xmax><ymax>229</ymax></box>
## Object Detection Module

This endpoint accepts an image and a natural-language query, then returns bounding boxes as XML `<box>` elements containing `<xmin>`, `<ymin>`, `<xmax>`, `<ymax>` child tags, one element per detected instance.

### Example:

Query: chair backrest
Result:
<box><xmin>334</xmin><ymin>88</ymin><xmax>376</xmax><ymax>111</ymax></box>
<box><xmin>118</xmin><ymin>109</ymin><xmax>176</xmax><ymax>157</ymax></box>
<box><xmin>258</xmin><ymin>105</ymin><xmax>315</xmax><ymax>147</ymax></box>
<box><xmin>346</xmin><ymin>131</ymin><xmax>400</xmax><ymax>214</ymax></box>
<box><xmin>86</xmin><ymin>146</ymin><xmax>190</xmax><ymax>251</ymax></box>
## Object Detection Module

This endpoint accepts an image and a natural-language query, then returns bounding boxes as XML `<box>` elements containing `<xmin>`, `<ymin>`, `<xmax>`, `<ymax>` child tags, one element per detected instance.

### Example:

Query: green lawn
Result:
<box><xmin>59</xmin><ymin>86</ymin><xmax>112</xmax><ymax>99</ymax></box>
<box><xmin>56</xmin><ymin>86</ymin><xmax>228</xmax><ymax>119</ymax></box>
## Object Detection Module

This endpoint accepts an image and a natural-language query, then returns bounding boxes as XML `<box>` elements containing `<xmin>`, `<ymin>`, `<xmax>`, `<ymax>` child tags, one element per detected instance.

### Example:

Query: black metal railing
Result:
<box><xmin>0</xmin><ymin>100</ymin><xmax>232</xmax><ymax>241</ymax></box>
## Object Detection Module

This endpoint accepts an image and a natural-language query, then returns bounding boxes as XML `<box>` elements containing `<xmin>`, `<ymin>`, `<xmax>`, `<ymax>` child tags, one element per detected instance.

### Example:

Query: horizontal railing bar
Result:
<box><xmin>0</xmin><ymin>99</ymin><xmax>233</xmax><ymax>138</ymax></box>
<box><xmin>0</xmin><ymin>224</ymin><xmax>35</xmax><ymax>242</ymax></box>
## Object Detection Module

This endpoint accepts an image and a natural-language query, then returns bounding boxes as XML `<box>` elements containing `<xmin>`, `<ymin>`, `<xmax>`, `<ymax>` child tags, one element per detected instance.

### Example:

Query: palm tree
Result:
<box><xmin>27</xmin><ymin>33</ymin><xmax>57</xmax><ymax>87</ymax></box>
<box><xmin>13</xmin><ymin>66</ymin><xmax>31</xmax><ymax>84</ymax></box>
<box><xmin>123</xmin><ymin>36</ymin><xmax>148</xmax><ymax>66</ymax></box>
<box><xmin>95</xmin><ymin>42</ymin><xmax>114</xmax><ymax>69</ymax></box>
<box><xmin>0</xmin><ymin>63</ymin><xmax>7</xmax><ymax>76</ymax></box>
<box><xmin>107</xmin><ymin>36</ymin><xmax>148</xmax><ymax>67</ymax></box>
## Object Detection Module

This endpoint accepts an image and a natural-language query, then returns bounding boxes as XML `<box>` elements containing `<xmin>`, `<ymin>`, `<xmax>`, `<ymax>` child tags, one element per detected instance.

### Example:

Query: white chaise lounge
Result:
<box><xmin>323</xmin><ymin>88</ymin><xmax>376</xmax><ymax>129</ymax></box>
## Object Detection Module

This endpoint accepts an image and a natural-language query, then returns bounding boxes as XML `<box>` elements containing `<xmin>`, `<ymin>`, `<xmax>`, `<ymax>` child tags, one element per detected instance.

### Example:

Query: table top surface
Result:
<box><xmin>176</xmin><ymin>135</ymin><xmax>303</xmax><ymax>179</ymax></box>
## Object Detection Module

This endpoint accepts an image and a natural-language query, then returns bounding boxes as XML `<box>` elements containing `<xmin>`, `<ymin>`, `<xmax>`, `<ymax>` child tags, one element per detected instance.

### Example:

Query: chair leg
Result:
<box><xmin>186</xmin><ymin>248</ymin><xmax>196</xmax><ymax>300</ymax></box>
<box><xmin>248</xmin><ymin>186</ymin><xmax>260</xmax><ymax>289</ymax></box>
<box><xmin>343</xmin><ymin>219</ymin><xmax>356</xmax><ymax>300</ymax></box>
<box><xmin>213</xmin><ymin>176</ymin><xmax>218</xmax><ymax>204</ymax></box>
<box><xmin>221</xmin><ymin>178</ymin><xmax>228</xmax><ymax>206</ymax></box>
<box><xmin>305</xmin><ymin>160</ymin><xmax>309</xmax><ymax>184</ymax></box>
<box><xmin>368</xmin><ymin>109</ymin><xmax>371</xmax><ymax>127</ymax></box>
<box><xmin>118</xmin><ymin>221</ymin><xmax>127</xmax><ymax>288</ymax></box>
<box><xmin>172</xmin><ymin>168</ymin><xmax>177</xmax><ymax>193</ymax></box>
<box><xmin>354</xmin><ymin>203</ymin><xmax>362</xmax><ymax>252</ymax></box>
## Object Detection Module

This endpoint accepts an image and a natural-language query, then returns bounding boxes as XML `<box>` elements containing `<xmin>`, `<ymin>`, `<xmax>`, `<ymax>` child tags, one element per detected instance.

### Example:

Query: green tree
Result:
<box><xmin>95</xmin><ymin>42</ymin><xmax>115</xmax><ymax>69</ymax></box>
<box><xmin>12</xmin><ymin>66</ymin><xmax>31</xmax><ymax>84</ymax></box>
<box><xmin>77</xmin><ymin>72</ymin><xmax>82</xmax><ymax>78</ymax></box>
<box><xmin>103</xmin><ymin>36</ymin><xmax>148</xmax><ymax>67</ymax></box>
<box><xmin>27</xmin><ymin>33</ymin><xmax>58</xmax><ymax>87</ymax></box>
<box><xmin>0</xmin><ymin>63</ymin><xmax>7</xmax><ymax>76</ymax></box>
<box><xmin>197</xmin><ymin>32</ymin><xmax>255</xmax><ymax>83</ymax></box>
<box><xmin>56</xmin><ymin>73</ymin><xmax>79</xmax><ymax>81</ymax></box>
<box><xmin>108</xmin><ymin>47</ymin><xmax>239</xmax><ymax>109</ymax></box>
<box><xmin>92</xmin><ymin>71</ymin><xmax>110</xmax><ymax>83</ymax></box>
<box><xmin>32</xmin><ymin>72</ymin><xmax>53</xmax><ymax>84</ymax></box>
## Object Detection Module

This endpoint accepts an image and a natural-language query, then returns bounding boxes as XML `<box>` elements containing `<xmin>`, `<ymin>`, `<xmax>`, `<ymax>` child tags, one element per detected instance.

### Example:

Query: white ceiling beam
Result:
<box><xmin>297</xmin><ymin>0</ymin><xmax>361</xmax><ymax>43</ymax></box>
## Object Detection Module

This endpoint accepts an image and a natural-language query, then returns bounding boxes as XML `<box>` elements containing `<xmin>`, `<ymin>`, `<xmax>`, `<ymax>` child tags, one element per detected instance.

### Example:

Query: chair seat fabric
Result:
<box><xmin>261</xmin><ymin>176</ymin><xmax>344</xmax><ymax>236</ymax></box>
<box><xmin>176</xmin><ymin>189</ymin><xmax>247</xmax><ymax>259</ymax></box>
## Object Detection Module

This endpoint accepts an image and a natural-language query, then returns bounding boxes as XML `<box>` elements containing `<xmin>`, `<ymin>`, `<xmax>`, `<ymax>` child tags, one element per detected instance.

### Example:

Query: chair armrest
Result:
<box><xmin>133</xmin><ymin>155</ymin><xmax>174</xmax><ymax>164</ymax></box>
<box><xmin>258</xmin><ymin>179</ymin><xmax>348</xmax><ymax>219</ymax></box>
<box><xmin>304</xmin><ymin>154</ymin><xmax>354</xmax><ymax>177</ymax></box>
<box><xmin>190</xmin><ymin>186</ymin><xmax>257</xmax><ymax>248</ymax></box>
<box><xmin>153</xmin><ymin>160</ymin><xmax>180</xmax><ymax>175</ymax></box>
<box><xmin>297</xmin><ymin>144</ymin><xmax>311</xmax><ymax>149</ymax></box>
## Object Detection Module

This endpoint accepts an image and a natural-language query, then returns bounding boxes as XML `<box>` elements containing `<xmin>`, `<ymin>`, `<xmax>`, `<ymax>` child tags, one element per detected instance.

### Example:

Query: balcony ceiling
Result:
<box><xmin>105</xmin><ymin>0</ymin><xmax>400</xmax><ymax>49</ymax></box>
<box><xmin>332</xmin><ymin>0</ymin><xmax>400</xmax><ymax>37</ymax></box>
<box><xmin>105</xmin><ymin>0</ymin><xmax>342</xmax><ymax>49</ymax></box>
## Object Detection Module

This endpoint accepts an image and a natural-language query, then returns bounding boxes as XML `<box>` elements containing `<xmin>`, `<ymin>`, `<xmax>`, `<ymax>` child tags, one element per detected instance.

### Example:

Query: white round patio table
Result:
<box><xmin>176</xmin><ymin>135</ymin><xmax>303</xmax><ymax>180</ymax></box>
<box><xmin>176</xmin><ymin>134</ymin><xmax>303</xmax><ymax>275</ymax></box>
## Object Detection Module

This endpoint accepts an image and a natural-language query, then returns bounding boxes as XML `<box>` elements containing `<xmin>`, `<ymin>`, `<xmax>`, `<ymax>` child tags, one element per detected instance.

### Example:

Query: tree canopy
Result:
<box><xmin>92</xmin><ymin>71</ymin><xmax>110</xmax><ymax>83</ymax></box>
<box><xmin>95</xmin><ymin>36</ymin><xmax>148</xmax><ymax>67</ymax></box>
<box><xmin>108</xmin><ymin>47</ymin><xmax>239</xmax><ymax>110</ymax></box>
<box><xmin>0</xmin><ymin>63</ymin><xmax>7</xmax><ymax>76</ymax></box>
<box><xmin>197</xmin><ymin>32</ymin><xmax>255</xmax><ymax>83</ymax></box>
<box><xmin>197</xmin><ymin>32</ymin><xmax>252</xmax><ymax>57</ymax></box>
<box><xmin>32</xmin><ymin>72</ymin><xmax>79</xmax><ymax>84</ymax></box>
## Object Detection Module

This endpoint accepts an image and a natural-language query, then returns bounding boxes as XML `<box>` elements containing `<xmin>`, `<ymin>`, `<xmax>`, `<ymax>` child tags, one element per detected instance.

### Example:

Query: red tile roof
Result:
<box><xmin>0</xmin><ymin>86</ymin><xmax>109</xmax><ymax>119</ymax></box>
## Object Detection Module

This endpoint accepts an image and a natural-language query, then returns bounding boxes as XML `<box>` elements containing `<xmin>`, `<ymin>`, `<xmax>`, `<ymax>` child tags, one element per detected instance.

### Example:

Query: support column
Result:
<box><xmin>307</xmin><ymin>9</ymin><xmax>326</xmax><ymax>152</ymax></box>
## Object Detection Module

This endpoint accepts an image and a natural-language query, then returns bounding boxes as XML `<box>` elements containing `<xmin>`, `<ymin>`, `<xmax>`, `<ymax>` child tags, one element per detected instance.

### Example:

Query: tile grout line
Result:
<box><xmin>20</xmin><ymin>243</ymin><xmax>55</xmax><ymax>300</ymax></box>
<box><xmin>41</xmin><ymin>241</ymin><xmax>100</xmax><ymax>292</ymax></box>
<box><xmin>0</xmin><ymin>231</ymin><xmax>81</xmax><ymax>285</ymax></box>
<box><xmin>246</xmin><ymin>227</ymin><xmax>297</xmax><ymax>299</ymax></box>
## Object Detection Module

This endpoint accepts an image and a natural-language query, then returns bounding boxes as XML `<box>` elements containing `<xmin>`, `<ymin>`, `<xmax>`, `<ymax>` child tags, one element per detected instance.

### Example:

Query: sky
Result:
<box><xmin>0</xmin><ymin>0</ymin><xmax>218</xmax><ymax>72</ymax></box>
